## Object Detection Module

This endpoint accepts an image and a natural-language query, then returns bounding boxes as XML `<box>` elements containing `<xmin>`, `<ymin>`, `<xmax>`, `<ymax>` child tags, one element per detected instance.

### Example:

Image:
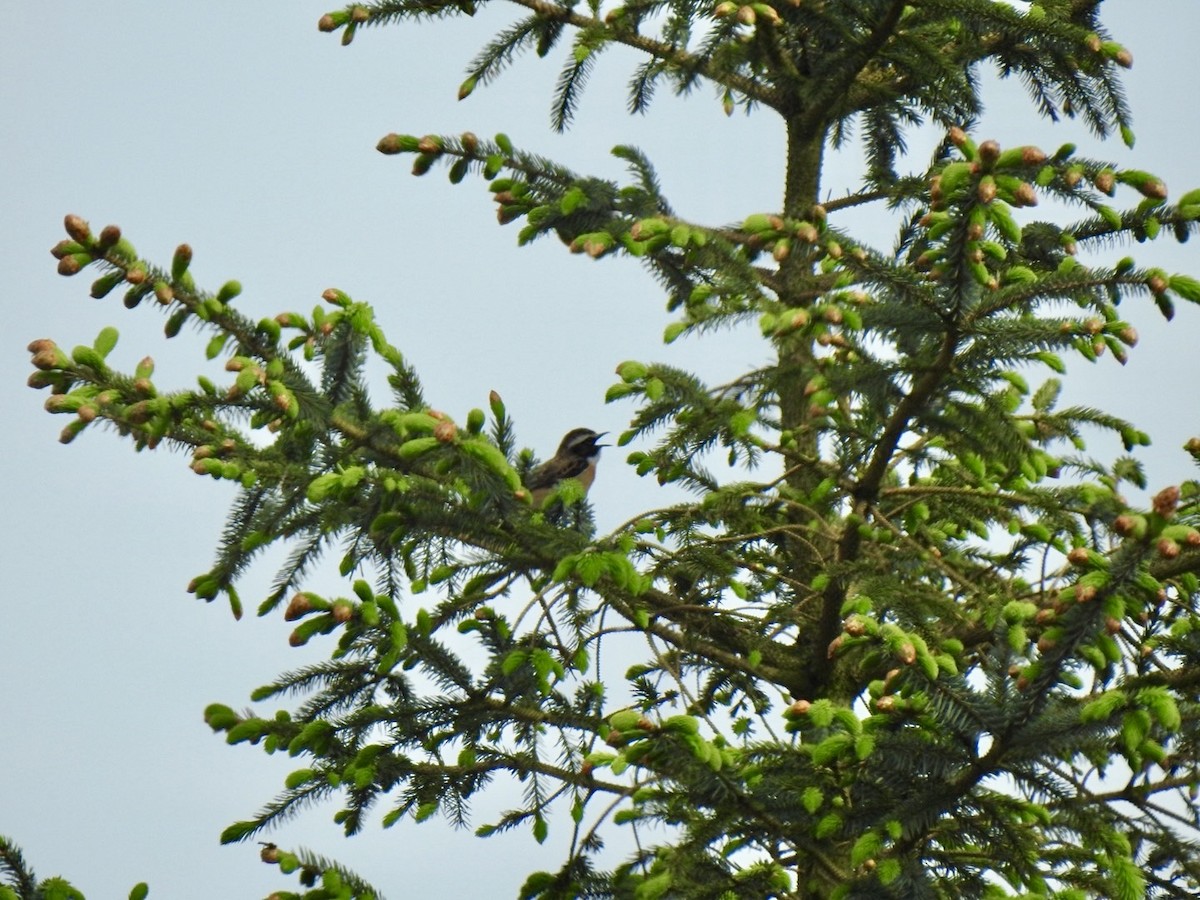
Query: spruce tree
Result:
<box><xmin>16</xmin><ymin>1</ymin><xmax>1200</xmax><ymax>898</ymax></box>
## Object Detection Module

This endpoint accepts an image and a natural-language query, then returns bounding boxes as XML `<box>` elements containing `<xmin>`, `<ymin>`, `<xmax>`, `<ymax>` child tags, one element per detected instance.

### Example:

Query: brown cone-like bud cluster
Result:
<box><xmin>843</xmin><ymin>616</ymin><xmax>866</xmax><ymax>637</ymax></box>
<box><xmin>978</xmin><ymin>140</ymin><xmax>1001</xmax><ymax>165</ymax></box>
<box><xmin>97</xmin><ymin>224</ymin><xmax>122</xmax><ymax>249</ymax></box>
<box><xmin>1152</xmin><ymin>485</ymin><xmax>1180</xmax><ymax>518</ymax></box>
<box><xmin>1157</xmin><ymin>538</ymin><xmax>1180</xmax><ymax>559</ymax></box>
<box><xmin>57</xmin><ymin>256</ymin><xmax>84</xmax><ymax>276</ymax></box>
<box><xmin>1112</xmin><ymin>515</ymin><xmax>1137</xmax><ymax>537</ymax></box>
<box><xmin>1022</xmin><ymin>147</ymin><xmax>1047</xmax><ymax>166</ymax></box>
<box><xmin>1066</xmin><ymin>547</ymin><xmax>1091</xmax><ymax>567</ymax></box>
<box><xmin>284</xmin><ymin>593</ymin><xmax>313</xmax><ymax>621</ymax></box>
<box><xmin>64</xmin><ymin>214</ymin><xmax>91</xmax><ymax>244</ymax></box>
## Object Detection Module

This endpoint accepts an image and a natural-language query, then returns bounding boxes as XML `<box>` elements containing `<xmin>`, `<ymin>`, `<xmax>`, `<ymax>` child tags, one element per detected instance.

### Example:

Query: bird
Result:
<box><xmin>525</xmin><ymin>428</ymin><xmax>608</xmax><ymax>507</ymax></box>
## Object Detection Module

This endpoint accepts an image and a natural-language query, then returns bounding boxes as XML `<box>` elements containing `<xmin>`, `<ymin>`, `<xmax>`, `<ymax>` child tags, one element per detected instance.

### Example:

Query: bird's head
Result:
<box><xmin>558</xmin><ymin>428</ymin><xmax>608</xmax><ymax>461</ymax></box>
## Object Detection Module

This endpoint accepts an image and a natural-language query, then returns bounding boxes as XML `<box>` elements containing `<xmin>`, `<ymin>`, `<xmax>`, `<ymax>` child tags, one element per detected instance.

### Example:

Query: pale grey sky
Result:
<box><xmin>3</xmin><ymin>2</ymin><xmax>1200</xmax><ymax>897</ymax></box>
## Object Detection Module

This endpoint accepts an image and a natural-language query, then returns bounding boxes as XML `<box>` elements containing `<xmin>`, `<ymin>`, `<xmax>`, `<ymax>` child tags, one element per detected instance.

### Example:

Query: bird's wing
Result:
<box><xmin>525</xmin><ymin>456</ymin><xmax>589</xmax><ymax>490</ymax></box>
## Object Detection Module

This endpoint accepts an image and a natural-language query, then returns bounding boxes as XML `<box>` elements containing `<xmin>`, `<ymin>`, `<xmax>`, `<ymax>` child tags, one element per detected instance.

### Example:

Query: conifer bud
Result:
<box><xmin>31</xmin><ymin>348</ymin><xmax>65</xmax><ymax>370</ymax></box>
<box><xmin>753</xmin><ymin>3</ymin><xmax>780</xmax><ymax>25</ymax></box>
<box><xmin>318</xmin><ymin>13</ymin><xmax>337</xmax><ymax>31</ymax></box>
<box><xmin>1022</xmin><ymin>147</ymin><xmax>1047</xmax><ymax>166</ymax></box>
<box><xmin>97</xmin><ymin>224</ymin><xmax>122</xmax><ymax>250</ymax></box>
<box><xmin>1013</xmin><ymin>183</ymin><xmax>1037</xmax><ymax>207</ymax></box>
<box><xmin>948</xmin><ymin>126</ymin><xmax>967</xmax><ymax>148</ymax></box>
<box><xmin>978</xmin><ymin>140</ymin><xmax>1001</xmax><ymax>166</ymax></box>
<box><xmin>1066</xmin><ymin>547</ymin><xmax>1090</xmax><ymax>567</ymax></box>
<box><xmin>1139</xmin><ymin>178</ymin><xmax>1167</xmax><ymax>200</ymax></box>
<box><xmin>789</xmin><ymin>699</ymin><xmax>811</xmax><ymax>716</ymax></box>
<box><xmin>376</xmin><ymin>134</ymin><xmax>406</xmax><ymax>155</ymax></box>
<box><xmin>1112</xmin><ymin>515</ymin><xmax>1138</xmax><ymax>537</ymax></box>
<box><xmin>417</xmin><ymin>136</ymin><xmax>443</xmax><ymax>155</ymax></box>
<box><xmin>843</xmin><ymin>616</ymin><xmax>866</xmax><ymax>637</ymax></box>
<box><xmin>1153</xmin><ymin>485</ymin><xmax>1180</xmax><ymax>517</ymax></box>
<box><xmin>331</xmin><ymin>600</ymin><xmax>353</xmax><ymax>623</ymax></box>
<box><xmin>1157</xmin><ymin>538</ymin><xmax>1180</xmax><ymax>559</ymax></box>
<box><xmin>57</xmin><ymin>255</ymin><xmax>87</xmax><ymax>276</ymax></box>
<box><xmin>434</xmin><ymin>420</ymin><xmax>457</xmax><ymax>443</ymax></box>
<box><xmin>64</xmin><ymin>214</ymin><xmax>91</xmax><ymax>244</ymax></box>
<box><xmin>284</xmin><ymin>593</ymin><xmax>313</xmax><ymax>621</ymax></box>
<box><xmin>50</xmin><ymin>239</ymin><xmax>82</xmax><ymax>260</ymax></box>
<box><xmin>488</xmin><ymin>389</ymin><xmax>505</xmax><ymax>417</ymax></box>
<box><xmin>795</xmin><ymin>222</ymin><xmax>818</xmax><ymax>243</ymax></box>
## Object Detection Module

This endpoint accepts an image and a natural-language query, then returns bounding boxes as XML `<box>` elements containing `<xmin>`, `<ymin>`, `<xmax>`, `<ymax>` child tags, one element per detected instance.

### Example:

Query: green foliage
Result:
<box><xmin>0</xmin><ymin>836</ymin><xmax>143</xmax><ymax>900</ymax></box>
<box><xmin>27</xmin><ymin>1</ymin><xmax>1200</xmax><ymax>898</ymax></box>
